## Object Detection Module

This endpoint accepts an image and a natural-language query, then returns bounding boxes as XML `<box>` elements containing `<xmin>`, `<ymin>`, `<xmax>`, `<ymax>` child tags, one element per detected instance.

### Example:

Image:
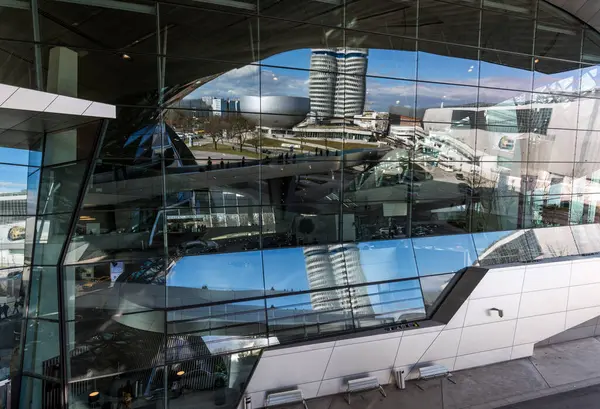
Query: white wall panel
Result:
<box><xmin>394</xmin><ymin>331</ymin><xmax>440</xmax><ymax>367</ymax></box>
<box><xmin>334</xmin><ymin>331</ymin><xmax>402</xmax><ymax>347</ymax></box>
<box><xmin>445</xmin><ymin>302</ymin><xmax>468</xmax><ymax>329</ymax></box>
<box><xmin>565</xmin><ymin>307</ymin><xmax>600</xmax><ymax>328</ymax></box>
<box><xmin>568</xmin><ymin>283</ymin><xmax>600</xmax><ymax>310</ymax></box>
<box><xmin>262</xmin><ymin>341</ymin><xmax>336</xmax><ymax>358</ymax></box>
<box><xmin>519</xmin><ymin>288</ymin><xmax>568</xmax><ymax>318</ymax></box>
<box><xmin>522</xmin><ymin>262</ymin><xmax>571</xmax><ymax>292</ymax></box>
<box><xmin>3</xmin><ymin>88</ymin><xmax>57</xmax><ymax>111</ymax></box>
<box><xmin>0</xmin><ymin>84</ymin><xmax>17</xmax><ymax>105</ymax></box>
<box><xmin>511</xmin><ymin>343</ymin><xmax>533</xmax><ymax>360</ymax></box>
<box><xmin>247</xmin><ymin>347</ymin><xmax>333</xmax><ymax>392</ymax></box>
<box><xmin>454</xmin><ymin>348</ymin><xmax>512</xmax><ymax>371</ymax></box>
<box><xmin>470</xmin><ymin>267</ymin><xmax>525</xmax><ymax>299</ymax></box>
<box><xmin>464</xmin><ymin>294</ymin><xmax>520</xmax><ymax>326</ymax></box>
<box><xmin>44</xmin><ymin>95</ymin><xmax>92</xmax><ymax>115</ymax></box>
<box><xmin>458</xmin><ymin>320</ymin><xmax>517</xmax><ymax>355</ymax></box>
<box><xmin>421</xmin><ymin>329</ymin><xmax>462</xmax><ymax>362</ymax></box>
<box><xmin>571</xmin><ymin>259</ymin><xmax>600</xmax><ymax>286</ymax></box>
<box><xmin>295</xmin><ymin>381</ymin><xmax>322</xmax><ymax>399</ymax></box>
<box><xmin>514</xmin><ymin>312</ymin><xmax>566</xmax><ymax>345</ymax></box>
<box><xmin>324</xmin><ymin>338</ymin><xmax>400</xmax><ymax>378</ymax></box>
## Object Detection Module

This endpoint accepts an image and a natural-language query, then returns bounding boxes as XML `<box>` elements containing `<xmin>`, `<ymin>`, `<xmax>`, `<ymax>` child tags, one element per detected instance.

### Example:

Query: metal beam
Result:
<box><xmin>52</xmin><ymin>0</ymin><xmax>156</xmax><ymax>15</ymax></box>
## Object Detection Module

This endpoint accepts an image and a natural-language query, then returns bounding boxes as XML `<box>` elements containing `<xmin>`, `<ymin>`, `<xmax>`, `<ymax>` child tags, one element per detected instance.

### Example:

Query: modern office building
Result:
<box><xmin>308</xmin><ymin>48</ymin><xmax>368</xmax><ymax>119</ymax></box>
<box><xmin>2</xmin><ymin>1</ymin><xmax>600</xmax><ymax>409</ymax></box>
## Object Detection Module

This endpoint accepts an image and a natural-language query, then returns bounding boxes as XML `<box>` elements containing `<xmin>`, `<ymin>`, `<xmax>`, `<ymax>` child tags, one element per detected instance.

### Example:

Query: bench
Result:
<box><xmin>418</xmin><ymin>364</ymin><xmax>450</xmax><ymax>379</ymax></box>
<box><xmin>265</xmin><ymin>389</ymin><xmax>308</xmax><ymax>409</ymax></box>
<box><xmin>416</xmin><ymin>365</ymin><xmax>455</xmax><ymax>390</ymax></box>
<box><xmin>345</xmin><ymin>377</ymin><xmax>386</xmax><ymax>404</ymax></box>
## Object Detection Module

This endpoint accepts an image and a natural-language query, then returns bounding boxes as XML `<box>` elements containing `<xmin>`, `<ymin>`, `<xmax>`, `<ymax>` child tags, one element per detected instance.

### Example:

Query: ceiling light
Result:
<box><xmin>89</xmin><ymin>392</ymin><xmax>99</xmax><ymax>397</ymax></box>
<box><xmin>534</xmin><ymin>58</ymin><xmax>540</xmax><ymax>64</ymax></box>
<box><xmin>273</xmin><ymin>77</ymin><xmax>278</xmax><ymax>81</ymax></box>
<box><xmin>483</xmin><ymin>0</ymin><xmax>529</xmax><ymax>14</ymax></box>
<box><xmin>537</xmin><ymin>24</ymin><xmax>576</xmax><ymax>36</ymax></box>
<box><xmin>177</xmin><ymin>370</ymin><xmax>185</xmax><ymax>376</ymax></box>
<box><xmin>122</xmin><ymin>54</ymin><xmax>131</xmax><ymax>60</ymax></box>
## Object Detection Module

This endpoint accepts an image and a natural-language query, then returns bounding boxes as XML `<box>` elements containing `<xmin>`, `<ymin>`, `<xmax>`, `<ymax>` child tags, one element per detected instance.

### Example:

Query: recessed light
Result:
<box><xmin>534</xmin><ymin>58</ymin><xmax>540</xmax><ymax>64</ymax></box>
<box><xmin>177</xmin><ymin>370</ymin><xmax>185</xmax><ymax>376</ymax></box>
<box><xmin>122</xmin><ymin>54</ymin><xmax>132</xmax><ymax>60</ymax></box>
<box><xmin>89</xmin><ymin>391</ymin><xmax>99</xmax><ymax>397</ymax></box>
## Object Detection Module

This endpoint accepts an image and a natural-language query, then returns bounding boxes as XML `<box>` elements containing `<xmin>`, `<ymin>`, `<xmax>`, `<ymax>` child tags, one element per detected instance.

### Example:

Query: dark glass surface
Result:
<box><xmin>10</xmin><ymin>1</ymin><xmax>600</xmax><ymax>409</ymax></box>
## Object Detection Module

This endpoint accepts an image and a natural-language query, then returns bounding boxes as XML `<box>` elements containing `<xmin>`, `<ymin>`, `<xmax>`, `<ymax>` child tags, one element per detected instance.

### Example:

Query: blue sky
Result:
<box><xmin>0</xmin><ymin>149</ymin><xmax>36</xmax><ymax>194</ymax></box>
<box><xmin>186</xmin><ymin>47</ymin><xmax>588</xmax><ymax>111</ymax></box>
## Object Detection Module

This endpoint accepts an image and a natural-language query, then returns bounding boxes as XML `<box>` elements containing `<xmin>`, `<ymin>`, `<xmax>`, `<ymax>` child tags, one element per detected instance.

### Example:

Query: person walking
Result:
<box><xmin>11</xmin><ymin>301</ymin><xmax>19</xmax><ymax>315</ymax></box>
<box><xmin>2</xmin><ymin>304</ymin><xmax>9</xmax><ymax>319</ymax></box>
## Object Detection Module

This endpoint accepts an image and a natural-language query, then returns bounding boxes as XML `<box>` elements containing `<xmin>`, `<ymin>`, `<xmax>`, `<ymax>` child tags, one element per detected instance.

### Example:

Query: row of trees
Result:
<box><xmin>203</xmin><ymin>116</ymin><xmax>257</xmax><ymax>152</ymax></box>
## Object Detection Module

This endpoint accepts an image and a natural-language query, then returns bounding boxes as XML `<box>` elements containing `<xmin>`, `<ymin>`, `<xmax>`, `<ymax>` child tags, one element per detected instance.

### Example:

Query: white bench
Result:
<box><xmin>416</xmin><ymin>365</ymin><xmax>455</xmax><ymax>390</ymax></box>
<box><xmin>418</xmin><ymin>364</ymin><xmax>450</xmax><ymax>379</ymax></box>
<box><xmin>345</xmin><ymin>377</ymin><xmax>386</xmax><ymax>404</ymax></box>
<box><xmin>265</xmin><ymin>389</ymin><xmax>308</xmax><ymax>409</ymax></box>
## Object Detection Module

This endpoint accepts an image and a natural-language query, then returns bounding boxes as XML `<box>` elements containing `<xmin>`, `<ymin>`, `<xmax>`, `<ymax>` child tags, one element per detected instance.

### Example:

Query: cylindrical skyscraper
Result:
<box><xmin>309</xmin><ymin>49</ymin><xmax>337</xmax><ymax>119</ymax></box>
<box><xmin>308</xmin><ymin>48</ymin><xmax>368</xmax><ymax>120</ymax></box>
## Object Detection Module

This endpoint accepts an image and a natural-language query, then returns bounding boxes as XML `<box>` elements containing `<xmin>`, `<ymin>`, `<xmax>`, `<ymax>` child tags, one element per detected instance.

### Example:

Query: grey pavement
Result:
<box><xmin>497</xmin><ymin>384</ymin><xmax>600</xmax><ymax>408</ymax></box>
<box><xmin>306</xmin><ymin>337</ymin><xmax>600</xmax><ymax>409</ymax></box>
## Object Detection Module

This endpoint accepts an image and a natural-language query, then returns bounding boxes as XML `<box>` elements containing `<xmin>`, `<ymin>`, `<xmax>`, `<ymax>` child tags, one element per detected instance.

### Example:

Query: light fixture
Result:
<box><xmin>534</xmin><ymin>58</ymin><xmax>540</xmax><ymax>64</ymax></box>
<box><xmin>483</xmin><ymin>0</ymin><xmax>529</xmax><ymax>14</ymax></box>
<box><xmin>537</xmin><ymin>24</ymin><xmax>576</xmax><ymax>36</ymax></box>
<box><xmin>177</xmin><ymin>370</ymin><xmax>185</xmax><ymax>376</ymax></box>
<box><xmin>89</xmin><ymin>392</ymin><xmax>99</xmax><ymax>397</ymax></box>
<box><xmin>273</xmin><ymin>77</ymin><xmax>278</xmax><ymax>81</ymax></box>
<box><xmin>122</xmin><ymin>53</ymin><xmax>132</xmax><ymax>60</ymax></box>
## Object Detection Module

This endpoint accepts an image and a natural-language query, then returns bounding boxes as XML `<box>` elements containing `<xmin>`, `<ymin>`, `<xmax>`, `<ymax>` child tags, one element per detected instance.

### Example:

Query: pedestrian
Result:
<box><xmin>241</xmin><ymin>156</ymin><xmax>245</xmax><ymax>167</ymax></box>
<box><xmin>12</xmin><ymin>301</ymin><xmax>19</xmax><ymax>315</ymax></box>
<box><xmin>284</xmin><ymin>152</ymin><xmax>289</xmax><ymax>163</ymax></box>
<box><xmin>220</xmin><ymin>160</ymin><xmax>224</xmax><ymax>169</ymax></box>
<box><xmin>207</xmin><ymin>157</ymin><xmax>212</xmax><ymax>170</ymax></box>
<box><xmin>326</xmin><ymin>148</ymin><xmax>330</xmax><ymax>156</ymax></box>
<box><xmin>292</xmin><ymin>153</ymin><xmax>296</xmax><ymax>163</ymax></box>
<box><xmin>2</xmin><ymin>303</ymin><xmax>8</xmax><ymax>319</ymax></box>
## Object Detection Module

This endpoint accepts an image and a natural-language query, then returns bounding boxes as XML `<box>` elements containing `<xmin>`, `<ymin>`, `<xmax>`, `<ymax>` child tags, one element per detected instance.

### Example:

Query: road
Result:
<box><xmin>499</xmin><ymin>384</ymin><xmax>600</xmax><ymax>409</ymax></box>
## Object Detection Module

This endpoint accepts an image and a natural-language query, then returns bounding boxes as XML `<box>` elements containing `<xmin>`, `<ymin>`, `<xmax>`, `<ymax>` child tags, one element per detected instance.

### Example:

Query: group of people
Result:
<box><xmin>0</xmin><ymin>301</ymin><xmax>20</xmax><ymax>319</ymax></box>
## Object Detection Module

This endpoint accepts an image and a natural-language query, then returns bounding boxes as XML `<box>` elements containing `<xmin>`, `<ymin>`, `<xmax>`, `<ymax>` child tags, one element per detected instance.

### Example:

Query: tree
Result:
<box><xmin>204</xmin><ymin>116</ymin><xmax>229</xmax><ymax>150</ymax></box>
<box><xmin>229</xmin><ymin>116</ymin><xmax>254</xmax><ymax>152</ymax></box>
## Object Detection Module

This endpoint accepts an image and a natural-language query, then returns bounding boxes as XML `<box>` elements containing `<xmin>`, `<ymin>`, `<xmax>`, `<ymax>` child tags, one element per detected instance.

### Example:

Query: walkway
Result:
<box><xmin>307</xmin><ymin>337</ymin><xmax>600</xmax><ymax>409</ymax></box>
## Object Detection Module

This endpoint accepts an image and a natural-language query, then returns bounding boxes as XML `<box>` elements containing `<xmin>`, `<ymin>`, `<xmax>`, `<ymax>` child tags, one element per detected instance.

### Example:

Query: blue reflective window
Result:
<box><xmin>412</xmin><ymin>234</ymin><xmax>477</xmax><ymax>275</ymax></box>
<box><xmin>168</xmin><ymin>251</ymin><xmax>265</xmax><ymax>302</ymax></box>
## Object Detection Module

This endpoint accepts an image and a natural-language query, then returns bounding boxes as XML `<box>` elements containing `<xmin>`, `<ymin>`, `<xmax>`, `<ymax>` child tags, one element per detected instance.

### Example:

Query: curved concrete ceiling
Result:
<box><xmin>549</xmin><ymin>0</ymin><xmax>600</xmax><ymax>28</ymax></box>
<box><xmin>1</xmin><ymin>0</ymin><xmax>597</xmax><ymax>105</ymax></box>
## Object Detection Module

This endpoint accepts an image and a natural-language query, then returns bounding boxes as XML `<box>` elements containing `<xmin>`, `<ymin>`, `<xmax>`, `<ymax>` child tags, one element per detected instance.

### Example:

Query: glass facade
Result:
<box><xmin>0</xmin><ymin>0</ymin><xmax>600</xmax><ymax>408</ymax></box>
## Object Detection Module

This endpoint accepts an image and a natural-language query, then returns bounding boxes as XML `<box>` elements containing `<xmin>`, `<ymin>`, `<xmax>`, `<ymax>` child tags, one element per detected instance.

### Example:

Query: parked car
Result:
<box><xmin>179</xmin><ymin>368</ymin><xmax>228</xmax><ymax>390</ymax></box>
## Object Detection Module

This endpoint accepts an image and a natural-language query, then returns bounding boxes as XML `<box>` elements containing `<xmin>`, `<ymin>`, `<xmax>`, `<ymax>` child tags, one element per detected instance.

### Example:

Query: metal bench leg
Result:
<box><xmin>303</xmin><ymin>400</ymin><xmax>309</xmax><ymax>409</ymax></box>
<box><xmin>447</xmin><ymin>375</ymin><xmax>456</xmax><ymax>385</ymax></box>
<box><xmin>346</xmin><ymin>391</ymin><xmax>351</xmax><ymax>405</ymax></box>
<box><xmin>378</xmin><ymin>386</ymin><xmax>387</xmax><ymax>398</ymax></box>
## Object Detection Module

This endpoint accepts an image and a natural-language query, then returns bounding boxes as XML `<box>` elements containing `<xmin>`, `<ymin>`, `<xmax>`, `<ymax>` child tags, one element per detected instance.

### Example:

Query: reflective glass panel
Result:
<box><xmin>412</xmin><ymin>234</ymin><xmax>477</xmax><ymax>275</ymax></box>
<box><xmin>352</xmin><ymin>280</ymin><xmax>425</xmax><ymax>328</ymax></box>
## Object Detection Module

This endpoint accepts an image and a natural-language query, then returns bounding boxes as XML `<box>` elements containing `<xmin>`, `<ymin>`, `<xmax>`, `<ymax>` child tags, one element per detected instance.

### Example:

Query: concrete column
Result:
<box><xmin>44</xmin><ymin>47</ymin><xmax>78</xmax><ymax>167</ymax></box>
